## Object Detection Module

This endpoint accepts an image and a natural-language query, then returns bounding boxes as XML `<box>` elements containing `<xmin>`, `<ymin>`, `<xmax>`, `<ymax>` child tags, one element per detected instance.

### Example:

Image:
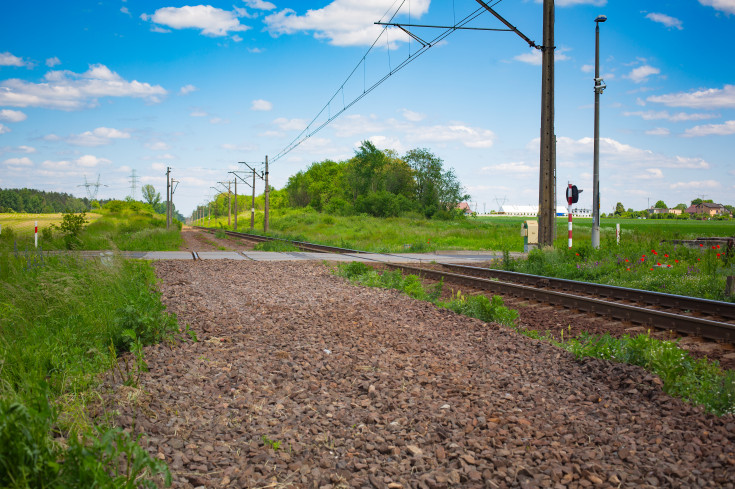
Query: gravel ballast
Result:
<box><xmin>105</xmin><ymin>260</ymin><xmax>735</xmax><ymax>488</ymax></box>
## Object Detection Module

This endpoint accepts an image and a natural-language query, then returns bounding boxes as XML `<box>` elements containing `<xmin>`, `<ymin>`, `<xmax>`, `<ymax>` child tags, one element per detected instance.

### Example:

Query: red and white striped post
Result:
<box><xmin>34</xmin><ymin>220</ymin><xmax>38</xmax><ymax>248</ymax></box>
<box><xmin>567</xmin><ymin>184</ymin><xmax>573</xmax><ymax>248</ymax></box>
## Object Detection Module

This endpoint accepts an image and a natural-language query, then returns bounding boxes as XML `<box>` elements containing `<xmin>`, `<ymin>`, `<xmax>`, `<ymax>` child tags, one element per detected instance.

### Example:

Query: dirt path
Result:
<box><xmin>179</xmin><ymin>226</ymin><xmax>256</xmax><ymax>252</ymax></box>
<box><xmin>105</xmin><ymin>261</ymin><xmax>735</xmax><ymax>488</ymax></box>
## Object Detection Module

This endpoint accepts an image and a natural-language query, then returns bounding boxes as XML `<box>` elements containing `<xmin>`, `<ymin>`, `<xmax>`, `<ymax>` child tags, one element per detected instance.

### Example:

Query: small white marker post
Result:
<box><xmin>34</xmin><ymin>221</ymin><xmax>38</xmax><ymax>248</ymax></box>
<box><xmin>616</xmin><ymin>223</ymin><xmax>620</xmax><ymax>245</ymax></box>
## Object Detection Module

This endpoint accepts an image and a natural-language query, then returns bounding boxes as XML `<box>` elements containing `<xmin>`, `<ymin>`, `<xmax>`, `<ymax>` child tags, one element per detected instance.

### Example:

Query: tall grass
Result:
<box><xmin>0</xmin><ymin>253</ymin><xmax>178</xmax><ymax>487</ymax></box>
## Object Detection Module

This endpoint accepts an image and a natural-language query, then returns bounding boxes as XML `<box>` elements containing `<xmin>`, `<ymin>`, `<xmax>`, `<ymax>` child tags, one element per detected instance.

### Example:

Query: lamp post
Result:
<box><xmin>591</xmin><ymin>14</ymin><xmax>606</xmax><ymax>249</ymax></box>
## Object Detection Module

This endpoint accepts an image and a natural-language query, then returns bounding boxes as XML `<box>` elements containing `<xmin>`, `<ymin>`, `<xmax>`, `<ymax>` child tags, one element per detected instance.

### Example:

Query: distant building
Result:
<box><xmin>498</xmin><ymin>204</ymin><xmax>591</xmax><ymax>217</ymax></box>
<box><xmin>684</xmin><ymin>203</ymin><xmax>728</xmax><ymax>216</ymax></box>
<box><xmin>457</xmin><ymin>202</ymin><xmax>472</xmax><ymax>215</ymax></box>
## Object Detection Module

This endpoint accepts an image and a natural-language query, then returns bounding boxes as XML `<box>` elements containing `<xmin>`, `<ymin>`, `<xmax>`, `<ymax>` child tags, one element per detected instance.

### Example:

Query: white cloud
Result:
<box><xmin>645</xmin><ymin>127</ymin><xmax>670</xmax><ymax>136</ymax></box>
<box><xmin>141</xmin><ymin>6</ymin><xmax>250</xmax><ymax>37</ymax></box>
<box><xmin>698</xmin><ymin>0</ymin><xmax>735</xmax><ymax>15</ymax></box>
<box><xmin>546</xmin><ymin>136</ymin><xmax>711</xmax><ymax>169</ymax></box>
<box><xmin>514</xmin><ymin>48</ymin><xmax>570</xmax><ymax>66</ymax></box>
<box><xmin>624</xmin><ymin>65</ymin><xmax>660</xmax><ymax>83</ymax></box>
<box><xmin>683</xmin><ymin>120</ymin><xmax>735</xmax><ymax>137</ymax></box>
<box><xmin>248</xmin><ymin>47</ymin><xmax>264</xmax><ymax>54</ymax></box>
<box><xmin>411</xmin><ymin>123</ymin><xmax>494</xmax><ymax>148</ymax></box>
<box><xmin>190</xmin><ymin>109</ymin><xmax>208</xmax><ymax>117</ymax></box>
<box><xmin>273</xmin><ymin>117</ymin><xmax>307</xmax><ymax>131</ymax></box>
<box><xmin>3</xmin><ymin>157</ymin><xmax>33</xmax><ymax>166</ymax></box>
<box><xmin>179</xmin><ymin>84</ymin><xmax>197</xmax><ymax>95</ymax></box>
<box><xmin>647</xmin><ymin>84</ymin><xmax>735</xmax><ymax>109</ymax></box>
<box><xmin>0</xmin><ymin>109</ymin><xmax>27</xmax><ymax>122</ymax></box>
<box><xmin>581</xmin><ymin>64</ymin><xmax>594</xmax><ymax>73</ymax></box>
<box><xmin>245</xmin><ymin>0</ymin><xmax>276</xmax><ymax>10</ymax></box>
<box><xmin>645</xmin><ymin>13</ymin><xmax>683</xmax><ymax>29</ymax></box>
<box><xmin>45</xmin><ymin>57</ymin><xmax>61</xmax><ymax>67</ymax></box>
<box><xmin>623</xmin><ymin>110</ymin><xmax>719</xmax><ymax>122</ymax></box>
<box><xmin>0</xmin><ymin>64</ymin><xmax>166</xmax><ymax>110</ymax></box>
<box><xmin>209</xmin><ymin>117</ymin><xmax>229</xmax><ymax>124</ymax></box>
<box><xmin>43</xmin><ymin>134</ymin><xmax>61</xmax><ymax>141</ymax></box>
<box><xmin>158</xmin><ymin>153</ymin><xmax>176</xmax><ymax>160</ymax></box>
<box><xmin>251</xmin><ymin>99</ymin><xmax>273</xmax><ymax>111</ymax></box>
<box><xmin>638</xmin><ymin>168</ymin><xmax>664</xmax><ymax>179</ymax></box>
<box><xmin>146</xmin><ymin>141</ymin><xmax>169</xmax><ymax>151</ymax></box>
<box><xmin>0</xmin><ymin>52</ymin><xmax>29</xmax><ymax>67</ymax></box>
<box><xmin>7</xmin><ymin>145</ymin><xmax>36</xmax><ymax>153</ymax></box>
<box><xmin>151</xmin><ymin>162</ymin><xmax>166</xmax><ymax>172</ymax></box>
<box><xmin>481</xmin><ymin>161</ymin><xmax>534</xmax><ymax>174</ymax></box>
<box><xmin>76</xmin><ymin>155</ymin><xmax>111</xmax><ymax>167</ymax></box>
<box><xmin>401</xmin><ymin>109</ymin><xmax>425</xmax><ymax>122</ymax></box>
<box><xmin>670</xmin><ymin>180</ymin><xmax>721</xmax><ymax>190</ymax></box>
<box><xmin>221</xmin><ymin>143</ymin><xmax>258</xmax><ymax>151</ymax></box>
<box><xmin>68</xmin><ymin>127</ymin><xmax>131</xmax><ymax>146</ymax></box>
<box><xmin>264</xmin><ymin>0</ymin><xmax>430</xmax><ymax>47</ymax></box>
<box><xmin>41</xmin><ymin>159</ymin><xmax>71</xmax><ymax>169</ymax></box>
<box><xmin>0</xmin><ymin>124</ymin><xmax>9</xmax><ymax>134</ymax></box>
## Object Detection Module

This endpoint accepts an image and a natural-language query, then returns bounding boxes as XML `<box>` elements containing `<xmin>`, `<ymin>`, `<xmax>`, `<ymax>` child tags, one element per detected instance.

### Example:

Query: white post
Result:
<box><xmin>616</xmin><ymin>223</ymin><xmax>620</xmax><ymax>245</ymax></box>
<box><xmin>34</xmin><ymin>221</ymin><xmax>38</xmax><ymax>248</ymax></box>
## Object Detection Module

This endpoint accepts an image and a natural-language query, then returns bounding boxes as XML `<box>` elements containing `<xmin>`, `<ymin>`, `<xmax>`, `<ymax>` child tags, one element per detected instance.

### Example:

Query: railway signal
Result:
<box><xmin>566</xmin><ymin>184</ymin><xmax>582</xmax><ymax>248</ymax></box>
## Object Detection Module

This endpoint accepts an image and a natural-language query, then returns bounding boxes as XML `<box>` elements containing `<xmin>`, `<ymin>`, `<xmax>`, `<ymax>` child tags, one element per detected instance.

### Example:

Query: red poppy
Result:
<box><xmin>700</xmin><ymin>243</ymin><xmax>704</xmax><ymax>247</ymax></box>
<box><xmin>626</xmin><ymin>268</ymin><xmax>630</xmax><ymax>271</ymax></box>
<box><xmin>664</xmin><ymin>254</ymin><xmax>669</xmax><ymax>258</ymax></box>
<box><xmin>625</xmin><ymin>259</ymin><xmax>629</xmax><ymax>262</ymax></box>
<box><xmin>575</xmin><ymin>253</ymin><xmax>579</xmax><ymax>256</ymax></box>
<box><xmin>652</xmin><ymin>250</ymin><xmax>658</xmax><ymax>255</ymax></box>
<box><xmin>640</xmin><ymin>258</ymin><xmax>645</xmax><ymax>262</ymax></box>
<box><xmin>650</xmin><ymin>268</ymin><xmax>654</xmax><ymax>271</ymax></box>
<box><xmin>712</xmin><ymin>246</ymin><xmax>717</xmax><ymax>249</ymax></box>
<box><xmin>642</xmin><ymin>254</ymin><xmax>646</xmax><ymax>258</ymax></box>
<box><xmin>716</xmin><ymin>244</ymin><xmax>721</xmax><ymax>249</ymax></box>
<box><xmin>698</xmin><ymin>258</ymin><xmax>701</xmax><ymax>261</ymax></box>
<box><xmin>717</xmin><ymin>254</ymin><xmax>721</xmax><ymax>258</ymax></box>
<box><xmin>675</xmin><ymin>259</ymin><xmax>679</xmax><ymax>263</ymax></box>
<box><xmin>657</xmin><ymin>262</ymin><xmax>661</xmax><ymax>266</ymax></box>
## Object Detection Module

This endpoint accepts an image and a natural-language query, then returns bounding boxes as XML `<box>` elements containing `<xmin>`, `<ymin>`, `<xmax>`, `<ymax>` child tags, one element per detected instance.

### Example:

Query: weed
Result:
<box><xmin>261</xmin><ymin>435</ymin><xmax>281</xmax><ymax>451</ymax></box>
<box><xmin>215</xmin><ymin>229</ymin><xmax>226</xmax><ymax>239</ymax></box>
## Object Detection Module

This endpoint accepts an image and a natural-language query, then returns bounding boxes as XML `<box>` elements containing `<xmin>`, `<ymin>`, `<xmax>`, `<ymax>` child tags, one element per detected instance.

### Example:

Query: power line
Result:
<box><xmin>271</xmin><ymin>2</ymin><xmax>495</xmax><ymax>164</ymax></box>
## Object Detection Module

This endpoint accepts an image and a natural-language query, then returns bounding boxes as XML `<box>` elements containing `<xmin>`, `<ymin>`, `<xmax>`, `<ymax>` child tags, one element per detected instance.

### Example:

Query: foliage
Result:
<box><xmin>0</xmin><ymin>254</ymin><xmax>179</xmax><ymax>487</ymax></box>
<box><xmin>141</xmin><ymin>185</ymin><xmax>161</xmax><ymax>207</ymax></box>
<box><xmin>335</xmin><ymin>262</ymin><xmax>515</xmax><ymax>325</ymax></box>
<box><xmin>654</xmin><ymin>200</ymin><xmax>667</xmax><ymax>209</ymax></box>
<box><xmin>253</xmin><ymin>240</ymin><xmax>300</xmax><ymax>252</ymax></box>
<box><xmin>280</xmin><ymin>142</ymin><xmax>468</xmax><ymax>220</ymax></box>
<box><xmin>560</xmin><ymin>332</ymin><xmax>734</xmax><ymax>416</ymax></box>
<box><xmin>58</xmin><ymin>211</ymin><xmax>88</xmax><ymax>249</ymax></box>
<box><xmin>0</xmin><ymin>188</ymin><xmax>89</xmax><ymax>214</ymax></box>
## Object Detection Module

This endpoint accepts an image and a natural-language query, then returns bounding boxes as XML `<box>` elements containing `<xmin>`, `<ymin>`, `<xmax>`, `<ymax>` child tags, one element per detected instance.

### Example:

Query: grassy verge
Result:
<box><xmin>498</xmin><ymin>242</ymin><xmax>735</xmax><ymax>302</ymax></box>
<box><xmin>0</xmin><ymin>252</ymin><xmax>184</xmax><ymax>487</ymax></box>
<box><xmin>0</xmin><ymin>202</ymin><xmax>182</xmax><ymax>252</ymax></box>
<box><xmin>334</xmin><ymin>262</ymin><xmax>735</xmax><ymax>416</ymax></box>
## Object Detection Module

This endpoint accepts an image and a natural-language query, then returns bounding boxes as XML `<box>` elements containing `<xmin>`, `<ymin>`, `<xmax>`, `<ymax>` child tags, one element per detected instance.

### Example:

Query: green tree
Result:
<box><xmin>615</xmin><ymin>202</ymin><xmax>625</xmax><ymax>215</ymax></box>
<box><xmin>654</xmin><ymin>200</ymin><xmax>667</xmax><ymax>209</ymax></box>
<box><xmin>674</xmin><ymin>203</ymin><xmax>687</xmax><ymax>210</ymax></box>
<box><xmin>141</xmin><ymin>184</ymin><xmax>162</xmax><ymax>207</ymax></box>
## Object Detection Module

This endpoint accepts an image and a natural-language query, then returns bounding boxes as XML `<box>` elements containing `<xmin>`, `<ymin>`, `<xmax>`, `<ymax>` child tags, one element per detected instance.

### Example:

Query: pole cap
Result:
<box><xmin>595</xmin><ymin>15</ymin><xmax>607</xmax><ymax>23</ymax></box>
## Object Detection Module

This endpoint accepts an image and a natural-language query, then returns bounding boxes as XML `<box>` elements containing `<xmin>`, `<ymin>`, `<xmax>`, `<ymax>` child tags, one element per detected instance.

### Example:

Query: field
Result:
<box><xmin>0</xmin><ymin>213</ymin><xmax>102</xmax><ymax>238</ymax></box>
<box><xmin>0</xmin><ymin>205</ymin><xmax>181</xmax><ymax>251</ymax></box>
<box><xmin>203</xmin><ymin>209</ymin><xmax>735</xmax><ymax>253</ymax></box>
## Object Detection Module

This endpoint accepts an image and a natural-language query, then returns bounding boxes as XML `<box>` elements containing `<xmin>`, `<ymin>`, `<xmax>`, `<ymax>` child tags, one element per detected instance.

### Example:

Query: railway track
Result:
<box><xmin>191</xmin><ymin>226</ymin><xmax>735</xmax><ymax>343</ymax></box>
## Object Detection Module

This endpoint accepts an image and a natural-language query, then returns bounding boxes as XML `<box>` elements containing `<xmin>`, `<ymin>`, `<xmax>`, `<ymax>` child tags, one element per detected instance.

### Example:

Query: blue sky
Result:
<box><xmin>1</xmin><ymin>0</ymin><xmax>734</xmax><ymax>215</ymax></box>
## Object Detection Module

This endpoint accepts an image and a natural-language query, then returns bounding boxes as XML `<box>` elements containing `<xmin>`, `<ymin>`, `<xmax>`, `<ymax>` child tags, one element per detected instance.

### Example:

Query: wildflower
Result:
<box><xmin>625</xmin><ymin>259</ymin><xmax>629</xmax><ymax>262</ymax></box>
<box><xmin>664</xmin><ymin>254</ymin><xmax>669</xmax><ymax>258</ymax></box>
<box><xmin>652</xmin><ymin>250</ymin><xmax>658</xmax><ymax>255</ymax></box>
<box><xmin>642</xmin><ymin>254</ymin><xmax>646</xmax><ymax>257</ymax></box>
<box><xmin>575</xmin><ymin>253</ymin><xmax>579</xmax><ymax>256</ymax></box>
<box><xmin>626</xmin><ymin>267</ymin><xmax>630</xmax><ymax>271</ymax></box>
<box><xmin>650</xmin><ymin>268</ymin><xmax>654</xmax><ymax>271</ymax></box>
<box><xmin>657</xmin><ymin>262</ymin><xmax>661</xmax><ymax>266</ymax></box>
<box><xmin>675</xmin><ymin>259</ymin><xmax>679</xmax><ymax>263</ymax></box>
<box><xmin>640</xmin><ymin>258</ymin><xmax>645</xmax><ymax>262</ymax></box>
<box><xmin>716</xmin><ymin>244</ymin><xmax>721</xmax><ymax>249</ymax></box>
<box><xmin>700</xmin><ymin>243</ymin><xmax>704</xmax><ymax>247</ymax></box>
<box><xmin>697</xmin><ymin>258</ymin><xmax>701</xmax><ymax>261</ymax></box>
<box><xmin>712</xmin><ymin>245</ymin><xmax>716</xmax><ymax>249</ymax></box>
<box><xmin>717</xmin><ymin>253</ymin><xmax>721</xmax><ymax>258</ymax></box>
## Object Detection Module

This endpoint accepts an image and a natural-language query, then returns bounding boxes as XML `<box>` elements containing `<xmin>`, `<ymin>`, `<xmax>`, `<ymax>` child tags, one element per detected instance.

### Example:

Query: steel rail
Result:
<box><xmin>437</xmin><ymin>263</ymin><xmax>735</xmax><ymax>321</ymax></box>
<box><xmin>383</xmin><ymin>263</ymin><xmax>735</xmax><ymax>343</ymax></box>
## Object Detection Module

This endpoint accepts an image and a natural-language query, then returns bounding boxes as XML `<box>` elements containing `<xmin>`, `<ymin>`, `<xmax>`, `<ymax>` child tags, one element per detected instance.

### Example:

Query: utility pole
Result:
<box><xmin>264</xmin><ymin>155</ymin><xmax>270</xmax><ymax>233</ymax></box>
<box><xmin>538</xmin><ymin>0</ymin><xmax>556</xmax><ymax>248</ymax></box>
<box><xmin>170</xmin><ymin>179</ymin><xmax>179</xmax><ymax>226</ymax></box>
<box><xmin>218</xmin><ymin>181</ymin><xmax>232</xmax><ymax>227</ymax></box>
<box><xmin>230</xmin><ymin>170</ymin><xmax>253</xmax><ymax>232</ymax></box>
<box><xmin>239</xmin><ymin>162</ymin><xmax>263</xmax><ymax>231</ymax></box>
<box><xmin>591</xmin><ymin>14</ymin><xmax>607</xmax><ymax>249</ymax></box>
<box><xmin>166</xmin><ymin>167</ymin><xmax>171</xmax><ymax>230</ymax></box>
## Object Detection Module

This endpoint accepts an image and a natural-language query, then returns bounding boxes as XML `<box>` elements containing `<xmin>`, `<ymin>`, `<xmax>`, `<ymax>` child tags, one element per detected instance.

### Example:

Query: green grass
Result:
<box><xmin>253</xmin><ymin>240</ymin><xmax>301</xmax><ymax>252</ymax></box>
<box><xmin>0</xmin><ymin>253</ymin><xmax>180</xmax><ymax>487</ymax></box>
<box><xmin>203</xmin><ymin>208</ymin><xmax>735</xmax><ymax>253</ymax></box>
<box><xmin>334</xmin><ymin>261</ymin><xmax>734</xmax><ymax>416</ymax></box>
<box><xmin>0</xmin><ymin>205</ymin><xmax>182</xmax><ymax>252</ymax></box>
<box><xmin>497</xmin><ymin>241</ymin><xmax>735</xmax><ymax>301</ymax></box>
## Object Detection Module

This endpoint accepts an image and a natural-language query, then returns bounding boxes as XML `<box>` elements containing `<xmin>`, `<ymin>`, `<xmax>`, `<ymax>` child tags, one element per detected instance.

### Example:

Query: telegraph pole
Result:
<box><xmin>264</xmin><ymin>155</ymin><xmax>270</xmax><ymax>233</ymax></box>
<box><xmin>591</xmin><ymin>15</ymin><xmax>607</xmax><ymax>249</ymax></box>
<box><xmin>251</xmin><ymin>168</ymin><xmax>256</xmax><ymax>230</ymax></box>
<box><xmin>166</xmin><ymin>167</ymin><xmax>171</xmax><ymax>230</ymax></box>
<box><xmin>538</xmin><ymin>0</ymin><xmax>556</xmax><ymax>247</ymax></box>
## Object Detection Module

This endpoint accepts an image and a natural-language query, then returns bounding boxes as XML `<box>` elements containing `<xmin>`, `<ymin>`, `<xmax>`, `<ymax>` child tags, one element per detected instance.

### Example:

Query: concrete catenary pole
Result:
<box><xmin>251</xmin><ymin>168</ymin><xmax>256</xmax><ymax>230</ymax></box>
<box><xmin>538</xmin><ymin>0</ymin><xmax>556</xmax><ymax>247</ymax></box>
<box><xmin>166</xmin><ymin>167</ymin><xmax>171</xmax><ymax>230</ymax></box>
<box><xmin>591</xmin><ymin>15</ymin><xmax>607</xmax><ymax>249</ymax></box>
<box><xmin>264</xmin><ymin>155</ymin><xmax>270</xmax><ymax>233</ymax></box>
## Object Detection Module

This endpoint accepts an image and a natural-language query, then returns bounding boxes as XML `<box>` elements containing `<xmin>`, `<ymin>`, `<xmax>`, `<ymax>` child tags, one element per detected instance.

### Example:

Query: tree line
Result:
<box><xmin>282</xmin><ymin>142</ymin><xmax>469</xmax><ymax>219</ymax></box>
<box><xmin>0</xmin><ymin>188</ymin><xmax>90</xmax><ymax>213</ymax></box>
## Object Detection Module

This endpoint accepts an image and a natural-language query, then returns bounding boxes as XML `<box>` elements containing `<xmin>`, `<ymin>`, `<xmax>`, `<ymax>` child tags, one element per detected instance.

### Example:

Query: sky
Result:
<box><xmin>1</xmin><ymin>0</ymin><xmax>734</xmax><ymax>216</ymax></box>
